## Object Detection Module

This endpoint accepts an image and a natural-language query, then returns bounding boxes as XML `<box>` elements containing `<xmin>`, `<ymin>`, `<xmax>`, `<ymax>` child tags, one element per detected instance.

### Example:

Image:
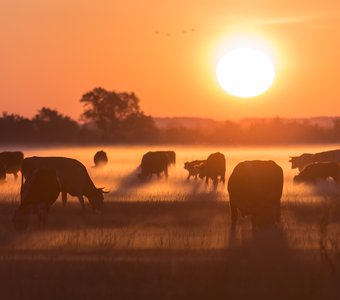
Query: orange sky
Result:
<box><xmin>1</xmin><ymin>1</ymin><xmax>340</xmax><ymax>121</ymax></box>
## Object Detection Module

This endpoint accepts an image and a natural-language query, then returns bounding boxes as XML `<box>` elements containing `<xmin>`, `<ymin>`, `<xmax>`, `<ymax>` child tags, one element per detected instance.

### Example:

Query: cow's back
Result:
<box><xmin>206</xmin><ymin>152</ymin><xmax>225</xmax><ymax>172</ymax></box>
<box><xmin>141</xmin><ymin>152</ymin><xmax>168</xmax><ymax>175</ymax></box>
<box><xmin>22</xmin><ymin>157</ymin><xmax>90</xmax><ymax>196</ymax></box>
<box><xmin>228</xmin><ymin>160</ymin><xmax>283</xmax><ymax>210</ymax></box>
<box><xmin>314</xmin><ymin>149</ymin><xmax>340</xmax><ymax>162</ymax></box>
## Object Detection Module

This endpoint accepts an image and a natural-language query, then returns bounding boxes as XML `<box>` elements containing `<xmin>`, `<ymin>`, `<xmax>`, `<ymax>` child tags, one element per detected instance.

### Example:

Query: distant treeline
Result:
<box><xmin>1</xmin><ymin>87</ymin><xmax>340</xmax><ymax>145</ymax></box>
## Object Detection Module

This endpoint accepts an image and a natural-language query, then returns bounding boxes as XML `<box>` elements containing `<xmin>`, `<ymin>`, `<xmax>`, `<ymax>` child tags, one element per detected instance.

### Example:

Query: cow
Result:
<box><xmin>197</xmin><ymin>152</ymin><xmax>226</xmax><ymax>185</ymax></box>
<box><xmin>228</xmin><ymin>160</ymin><xmax>284</xmax><ymax>231</ymax></box>
<box><xmin>184</xmin><ymin>160</ymin><xmax>206</xmax><ymax>180</ymax></box>
<box><xmin>293</xmin><ymin>162</ymin><xmax>340</xmax><ymax>184</ymax></box>
<box><xmin>13</xmin><ymin>167</ymin><xmax>60</xmax><ymax>231</ymax></box>
<box><xmin>0</xmin><ymin>151</ymin><xmax>24</xmax><ymax>180</ymax></box>
<box><xmin>0</xmin><ymin>161</ymin><xmax>6</xmax><ymax>182</ymax></box>
<box><xmin>138</xmin><ymin>151</ymin><xmax>168</xmax><ymax>180</ymax></box>
<box><xmin>21</xmin><ymin>157</ymin><xmax>106</xmax><ymax>211</ymax></box>
<box><xmin>93</xmin><ymin>150</ymin><xmax>108</xmax><ymax>167</ymax></box>
<box><xmin>289</xmin><ymin>149</ymin><xmax>340</xmax><ymax>171</ymax></box>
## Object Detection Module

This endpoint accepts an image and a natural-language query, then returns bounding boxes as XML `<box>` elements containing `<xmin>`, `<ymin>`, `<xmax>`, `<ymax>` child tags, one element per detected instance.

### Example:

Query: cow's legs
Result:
<box><xmin>62</xmin><ymin>191</ymin><xmax>68</xmax><ymax>208</ymax></box>
<box><xmin>221</xmin><ymin>172</ymin><xmax>225</xmax><ymax>183</ymax></box>
<box><xmin>13</xmin><ymin>172</ymin><xmax>18</xmax><ymax>180</ymax></box>
<box><xmin>164</xmin><ymin>168</ymin><xmax>168</xmax><ymax>179</ymax></box>
<box><xmin>212</xmin><ymin>176</ymin><xmax>218</xmax><ymax>187</ymax></box>
<box><xmin>78</xmin><ymin>195</ymin><xmax>86</xmax><ymax>209</ymax></box>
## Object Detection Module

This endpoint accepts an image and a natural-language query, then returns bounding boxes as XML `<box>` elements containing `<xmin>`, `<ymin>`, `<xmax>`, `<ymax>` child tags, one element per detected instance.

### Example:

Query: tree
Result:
<box><xmin>32</xmin><ymin>107</ymin><xmax>79</xmax><ymax>142</ymax></box>
<box><xmin>80</xmin><ymin>87</ymin><xmax>158</xmax><ymax>141</ymax></box>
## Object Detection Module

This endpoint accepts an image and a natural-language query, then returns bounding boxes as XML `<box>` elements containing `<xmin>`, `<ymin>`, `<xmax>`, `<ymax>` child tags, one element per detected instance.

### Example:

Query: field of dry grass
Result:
<box><xmin>0</xmin><ymin>145</ymin><xmax>340</xmax><ymax>299</ymax></box>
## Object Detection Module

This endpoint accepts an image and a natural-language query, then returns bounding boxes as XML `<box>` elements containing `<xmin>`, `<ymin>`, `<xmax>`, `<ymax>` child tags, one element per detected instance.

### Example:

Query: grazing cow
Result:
<box><xmin>21</xmin><ymin>157</ymin><xmax>106</xmax><ymax>211</ymax></box>
<box><xmin>197</xmin><ymin>152</ymin><xmax>226</xmax><ymax>185</ymax></box>
<box><xmin>184</xmin><ymin>160</ymin><xmax>206</xmax><ymax>180</ymax></box>
<box><xmin>293</xmin><ymin>162</ymin><xmax>340</xmax><ymax>184</ymax></box>
<box><xmin>0</xmin><ymin>161</ymin><xmax>6</xmax><ymax>182</ymax></box>
<box><xmin>0</xmin><ymin>151</ymin><xmax>24</xmax><ymax>180</ymax></box>
<box><xmin>228</xmin><ymin>160</ymin><xmax>284</xmax><ymax>230</ymax></box>
<box><xmin>13</xmin><ymin>167</ymin><xmax>60</xmax><ymax>230</ymax></box>
<box><xmin>289</xmin><ymin>149</ymin><xmax>340</xmax><ymax>171</ymax></box>
<box><xmin>94</xmin><ymin>150</ymin><xmax>108</xmax><ymax>167</ymax></box>
<box><xmin>138</xmin><ymin>151</ymin><xmax>168</xmax><ymax>180</ymax></box>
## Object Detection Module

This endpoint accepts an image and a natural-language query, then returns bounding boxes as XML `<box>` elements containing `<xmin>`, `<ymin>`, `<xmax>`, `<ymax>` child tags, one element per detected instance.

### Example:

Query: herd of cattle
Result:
<box><xmin>1</xmin><ymin>148</ymin><xmax>340</xmax><ymax>231</ymax></box>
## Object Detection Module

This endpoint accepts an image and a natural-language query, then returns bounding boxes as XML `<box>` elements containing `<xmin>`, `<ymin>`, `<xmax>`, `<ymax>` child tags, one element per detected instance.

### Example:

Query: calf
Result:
<box><xmin>184</xmin><ymin>160</ymin><xmax>206</xmax><ymax>180</ymax></box>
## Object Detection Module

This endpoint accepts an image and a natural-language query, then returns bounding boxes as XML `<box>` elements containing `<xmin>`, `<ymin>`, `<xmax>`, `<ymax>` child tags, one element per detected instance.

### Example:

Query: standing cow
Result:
<box><xmin>197</xmin><ymin>152</ymin><xmax>226</xmax><ymax>185</ymax></box>
<box><xmin>289</xmin><ymin>149</ymin><xmax>340</xmax><ymax>171</ymax></box>
<box><xmin>21</xmin><ymin>157</ymin><xmax>106</xmax><ymax>211</ymax></box>
<box><xmin>228</xmin><ymin>160</ymin><xmax>283</xmax><ymax>230</ymax></box>
<box><xmin>184</xmin><ymin>160</ymin><xmax>206</xmax><ymax>180</ymax></box>
<box><xmin>138</xmin><ymin>151</ymin><xmax>169</xmax><ymax>180</ymax></box>
<box><xmin>0</xmin><ymin>151</ymin><xmax>24</xmax><ymax>180</ymax></box>
<box><xmin>294</xmin><ymin>162</ymin><xmax>340</xmax><ymax>184</ymax></box>
<box><xmin>94</xmin><ymin>150</ymin><xmax>108</xmax><ymax>167</ymax></box>
<box><xmin>13</xmin><ymin>167</ymin><xmax>60</xmax><ymax>230</ymax></box>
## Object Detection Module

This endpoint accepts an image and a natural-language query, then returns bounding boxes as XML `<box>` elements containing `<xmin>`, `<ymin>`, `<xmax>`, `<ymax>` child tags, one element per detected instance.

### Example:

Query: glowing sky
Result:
<box><xmin>1</xmin><ymin>1</ymin><xmax>340</xmax><ymax>120</ymax></box>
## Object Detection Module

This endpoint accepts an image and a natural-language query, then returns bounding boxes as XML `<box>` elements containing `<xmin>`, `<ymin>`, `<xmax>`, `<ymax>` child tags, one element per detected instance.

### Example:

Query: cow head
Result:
<box><xmin>88</xmin><ymin>188</ymin><xmax>108</xmax><ymax>212</ymax></box>
<box><xmin>289</xmin><ymin>153</ymin><xmax>313</xmax><ymax>171</ymax></box>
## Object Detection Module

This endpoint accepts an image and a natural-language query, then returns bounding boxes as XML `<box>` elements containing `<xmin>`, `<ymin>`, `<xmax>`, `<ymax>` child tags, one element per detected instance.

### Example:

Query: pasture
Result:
<box><xmin>0</xmin><ymin>145</ymin><xmax>340</xmax><ymax>299</ymax></box>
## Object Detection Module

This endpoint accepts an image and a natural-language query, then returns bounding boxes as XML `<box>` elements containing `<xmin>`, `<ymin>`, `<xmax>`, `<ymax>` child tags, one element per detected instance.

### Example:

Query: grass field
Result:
<box><xmin>0</xmin><ymin>145</ymin><xmax>340</xmax><ymax>299</ymax></box>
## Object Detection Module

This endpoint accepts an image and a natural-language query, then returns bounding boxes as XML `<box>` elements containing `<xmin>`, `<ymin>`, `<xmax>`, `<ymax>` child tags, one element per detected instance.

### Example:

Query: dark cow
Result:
<box><xmin>228</xmin><ymin>160</ymin><xmax>284</xmax><ymax>230</ymax></box>
<box><xmin>94</xmin><ymin>150</ymin><xmax>108</xmax><ymax>167</ymax></box>
<box><xmin>138</xmin><ymin>151</ymin><xmax>168</xmax><ymax>180</ymax></box>
<box><xmin>197</xmin><ymin>152</ymin><xmax>226</xmax><ymax>185</ymax></box>
<box><xmin>0</xmin><ymin>161</ymin><xmax>6</xmax><ymax>182</ymax></box>
<box><xmin>13</xmin><ymin>167</ymin><xmax>60</xmax><ymax>230</ymax></box>
<box><xmin>0</xmin><ymin>151</ymin><xmax>24</xmax><ymax>180</ymax></box>
<box><xmin>184</xmin><ymin>160</ymin><xmax>206</xmax><ymax>180</ymax></box>
<box><xmin>289</xmin><ymin>149</ymin><xmax>340</xmax><ymax>171</ymax></box>
<box><xmin>294</xmin><ymin>162</ymin><xmax>340</xmax><ymax>184</ymax></box>
<box><xmin>21</xmin><ymin>157</ymin><xmax>106</xmax><ymax>211</ymax></box>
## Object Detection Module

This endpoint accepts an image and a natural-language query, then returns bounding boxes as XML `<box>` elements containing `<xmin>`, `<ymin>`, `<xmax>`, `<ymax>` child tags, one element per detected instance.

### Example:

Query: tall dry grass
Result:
<box><xmin>0</xmin><ymin>145</ymin><xmax>339</xmax><ymax>299</ymax></box>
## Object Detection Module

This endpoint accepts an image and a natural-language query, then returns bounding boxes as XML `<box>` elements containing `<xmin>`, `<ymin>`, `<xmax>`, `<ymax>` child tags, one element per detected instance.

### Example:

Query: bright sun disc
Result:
<box><xmin>216</xmin><ymin>47</ymin><xmax>275</xmax><ymax>98</ymax></box>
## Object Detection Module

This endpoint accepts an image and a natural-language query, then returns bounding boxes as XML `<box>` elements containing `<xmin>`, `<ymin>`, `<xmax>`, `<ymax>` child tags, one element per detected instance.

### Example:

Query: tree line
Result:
<box><xmin>1</xmin><ymin>87</ymin><xmax>340</xmax><ymax>145</ymax></box>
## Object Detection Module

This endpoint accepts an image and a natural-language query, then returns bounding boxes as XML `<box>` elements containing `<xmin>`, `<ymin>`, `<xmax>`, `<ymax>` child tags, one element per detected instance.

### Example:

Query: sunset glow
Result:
<box><xmin>216</xmin><ymin>47</ymin><xmax>275</xmax><ymax>98</ymax></box>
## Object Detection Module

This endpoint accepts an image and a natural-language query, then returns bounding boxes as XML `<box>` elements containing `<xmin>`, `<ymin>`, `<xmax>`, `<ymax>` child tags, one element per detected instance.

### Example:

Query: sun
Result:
<box><xmin>216</xmin><ymin>47</ymin><xmax>275</xmax><ymax>98</ymax></box>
